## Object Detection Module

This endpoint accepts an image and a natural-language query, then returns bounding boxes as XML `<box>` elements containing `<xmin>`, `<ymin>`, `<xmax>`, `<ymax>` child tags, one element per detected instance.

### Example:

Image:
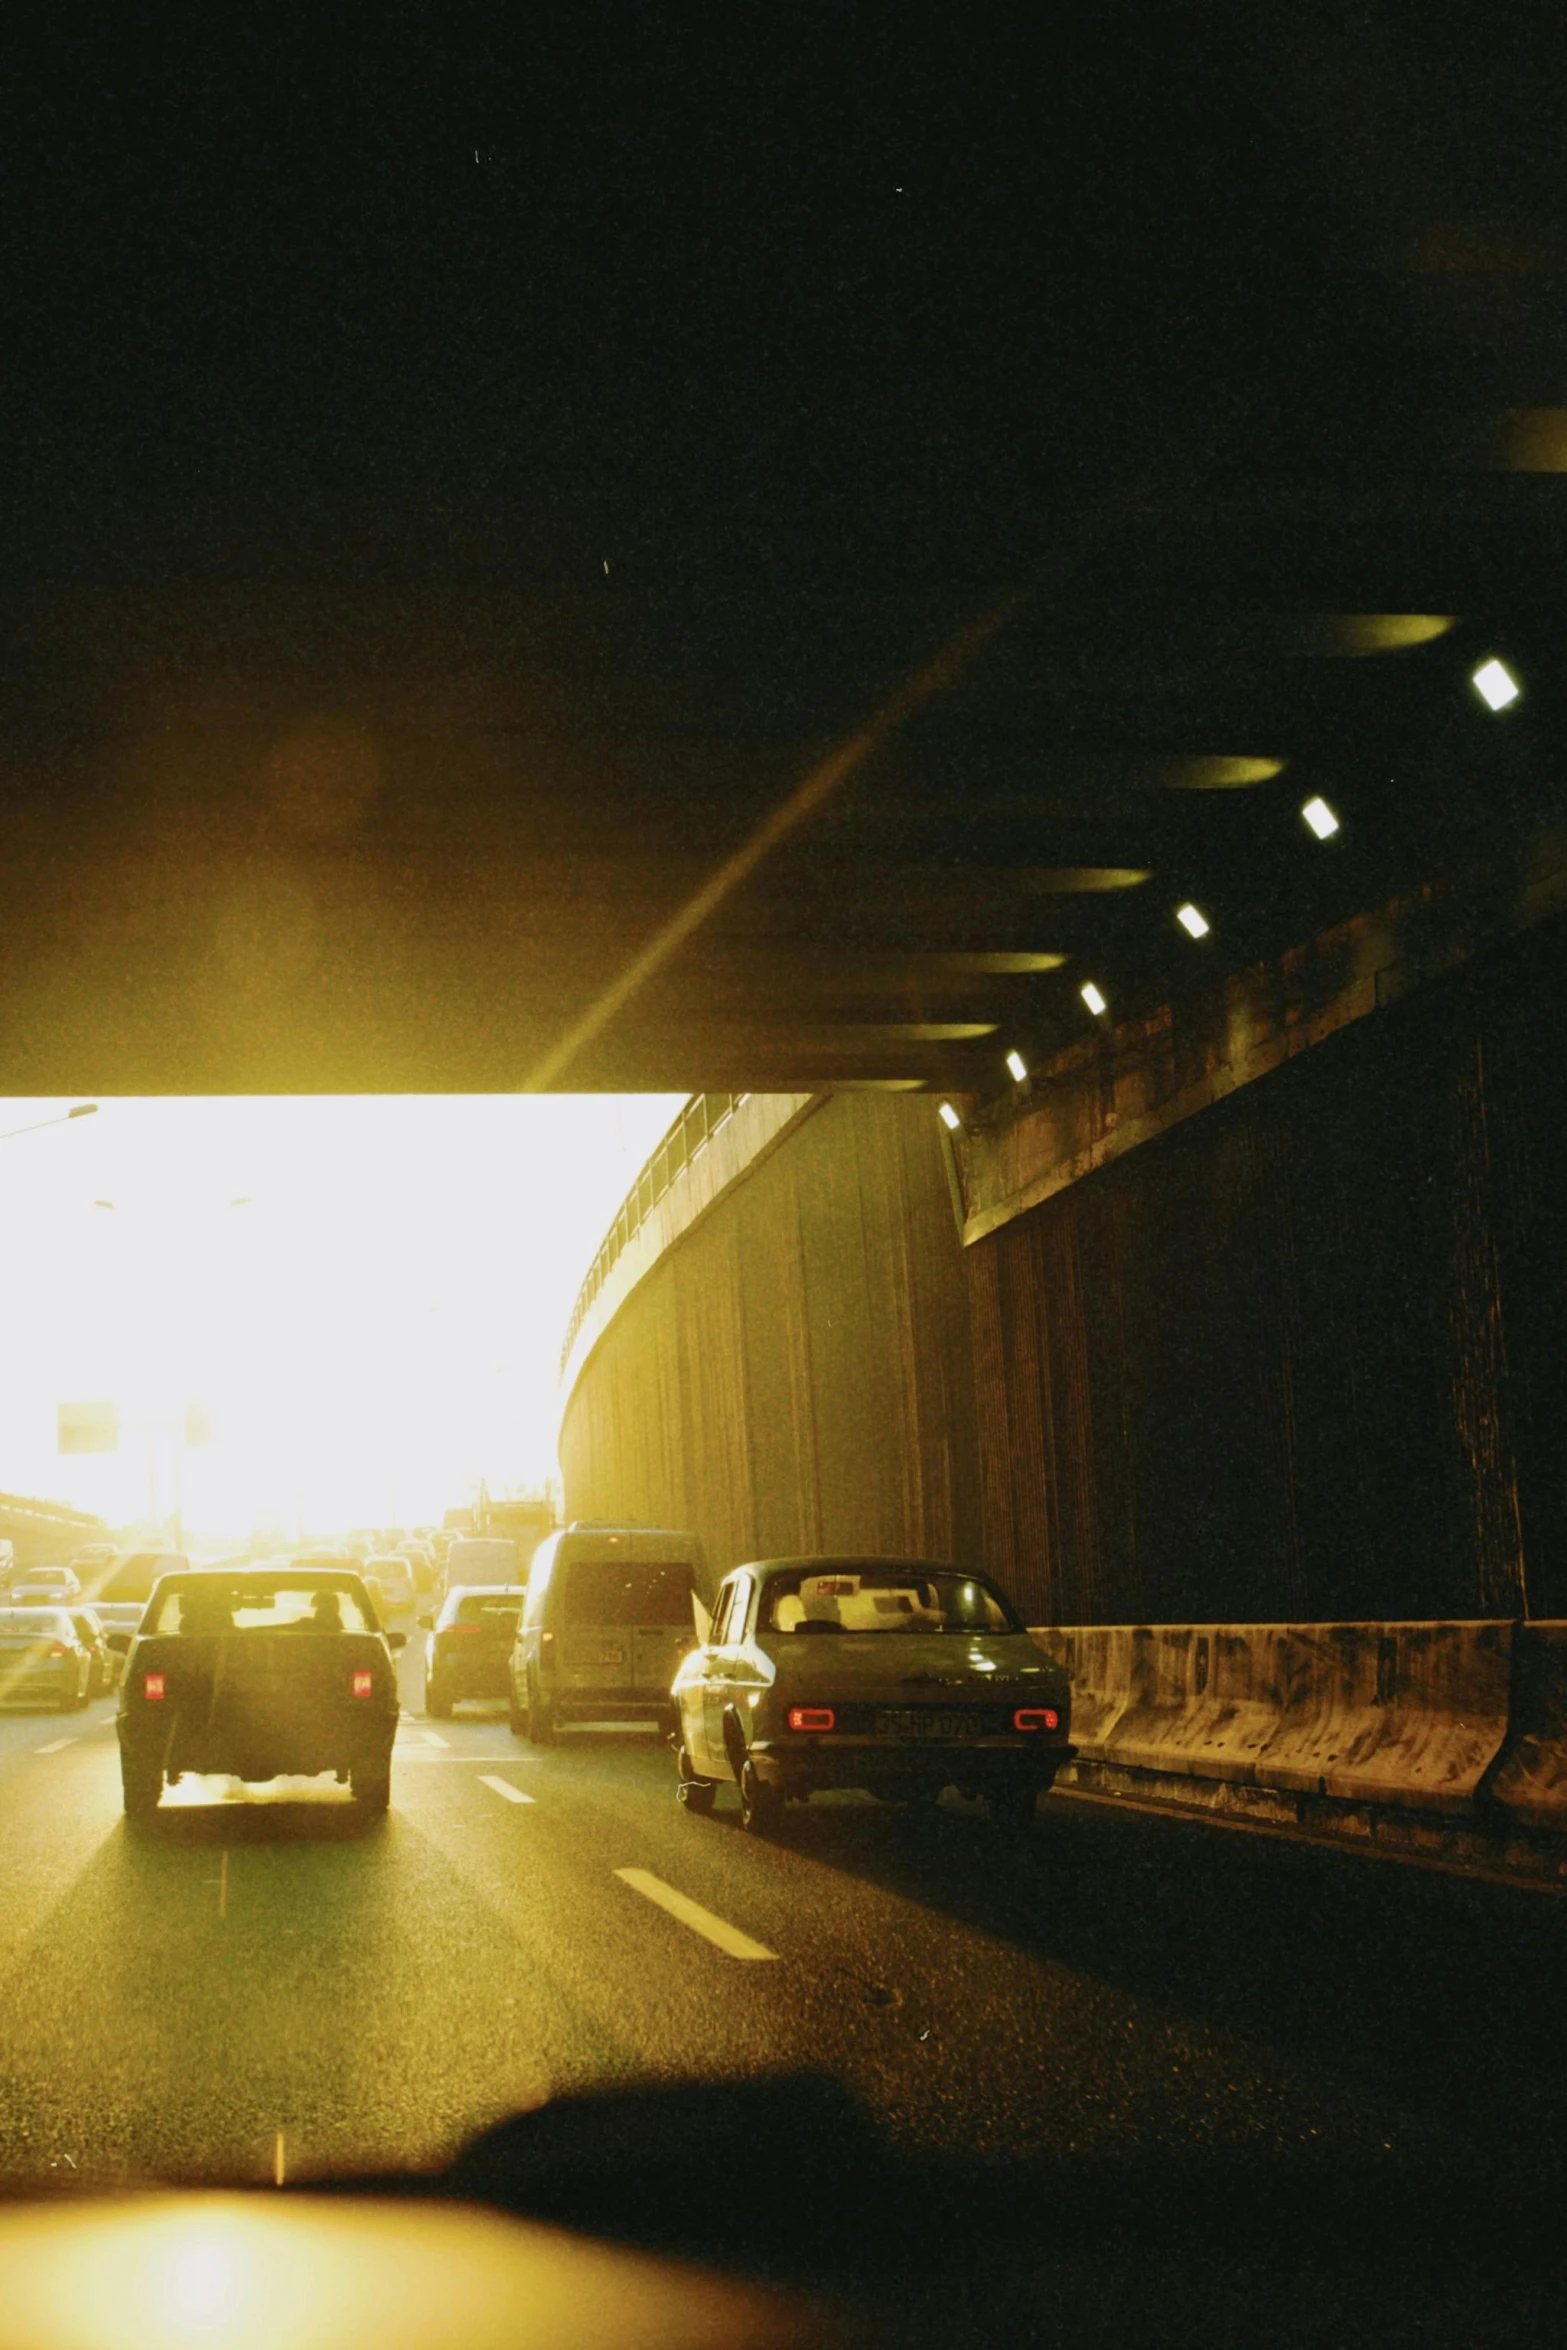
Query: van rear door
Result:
<box><xmin>625</xmin><ymin>1559</ymin><xmax>698</xmax><ymax>1695</ymax></box>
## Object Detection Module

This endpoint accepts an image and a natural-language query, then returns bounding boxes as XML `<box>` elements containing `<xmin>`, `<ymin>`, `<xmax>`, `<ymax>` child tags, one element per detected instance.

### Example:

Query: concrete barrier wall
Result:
<box><xmin>1031</xmin><ymin>1619</ymin><xmax>1519</xmax><ymax>1822</ymax></box>
<box><xmin>1491</xmin><ymin>1624</ymin><xmax>1567</xmax><ymax>1832</ymax></box>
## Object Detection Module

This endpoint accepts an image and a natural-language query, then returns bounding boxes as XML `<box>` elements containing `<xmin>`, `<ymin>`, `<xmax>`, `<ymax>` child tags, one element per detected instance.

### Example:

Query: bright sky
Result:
<box><xmin>0</xmin><ymin>1095</ymin><xmax>684</xmax><ymax>1543</ymax></box>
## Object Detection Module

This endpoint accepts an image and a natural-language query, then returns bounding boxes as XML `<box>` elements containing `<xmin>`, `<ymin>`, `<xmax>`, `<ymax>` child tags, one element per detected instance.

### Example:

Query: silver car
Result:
<box><xmin>672</xmin><ymin>1557</ymin><xmax>1074</xmax><ymax>1833</ymax></box>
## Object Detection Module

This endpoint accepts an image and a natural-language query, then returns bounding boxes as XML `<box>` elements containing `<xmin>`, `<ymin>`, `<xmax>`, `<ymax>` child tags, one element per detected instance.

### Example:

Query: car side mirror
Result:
<box><xmin>105</xmin><ymin>1630</ymin><xmax>131</xmax><ymax>1653</ymax></box>
<box><xmin>386</xmin><ymin>1630</ymin><xmax>407</xmax><ymax>1650</ymax></box>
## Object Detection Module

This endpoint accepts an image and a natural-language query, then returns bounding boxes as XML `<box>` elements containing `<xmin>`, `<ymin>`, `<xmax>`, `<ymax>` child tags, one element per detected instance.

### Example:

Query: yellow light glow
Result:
<box><xmin>1472</xmin><ymin>657</ymin><xmax>1521</xmax><ymax>711</ymax></box>
<box><xmin>1156</xmin><ymin>756</ymin><xmax>1283</xmax><ymax>790</ymax></box>
<box><xmin>938</xmin><ymin>1101</ymin><xmax>962</xmax><ymax>1131</ymax></box>
<box><xmin>1079</xmin><ymin>981</ymin><xmax>1108</xmax><ymax>1017</ymax></box>
<box><xmin>1318</xmin><ymin>614</ymin><xmax>1455</xmax><ymax>656</ymax></box>
<box><xmin>1004</xmin><ymin>1050</ymin><xmax>1028</xmax><ymax>1083</ymax></box>
<box><xmin>1175</xmin><ymin>903</ymin><xmax>1211</xmax><ymax>939</ymax></box>
<box><xmin>1301</xmin><ymin>796</ymin><xmax>1340</xmax><ymax>839</ymax></box>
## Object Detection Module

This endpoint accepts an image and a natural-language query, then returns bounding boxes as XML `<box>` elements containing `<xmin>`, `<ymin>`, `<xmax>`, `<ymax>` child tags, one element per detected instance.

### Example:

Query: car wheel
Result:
<box><xmin>676</xmin><ymin>1745</ymin><xmax>716</xmax><ymax>1814</ymax></box>
<box><xmin>121</xmin><ymin>1755</ymin><xmax>162</xmax><ymax>1818</ymax></box>
<box><xmin>524</xmin><ymin>1672</ymin><xmax>555</xmax><ymax>1746</ymax></box>
<box><xmin>507</xmin><ymin>1684</ymin><xmax>528</xmax><ymax>1739</ymax></box>
<box><xmin>989</xmin><ymin>1786</ymin><xmax>1037</xmax><ymax>1834</ymax></box>
<box><xmin>425</xmin><ymin>1675</ymin><xmax>453</xmax><ymax>1720</ymax></box>
<box><xmin>738</xmin><ymin>1758</ymin><xmax>782</xmax><ymax>1835</ymax></box>
<box><xmin>351</xmin><ymin>1762</ymin><xmax>391</xmax><ymax>1814</ymax></box>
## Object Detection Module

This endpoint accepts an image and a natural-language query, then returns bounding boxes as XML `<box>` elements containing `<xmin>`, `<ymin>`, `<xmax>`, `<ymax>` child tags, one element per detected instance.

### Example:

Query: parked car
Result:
<box><xmin>671</xmin><ymin>1556</ymin><xmax>1074</xmax><ymax>1833</ymax></box>
<box><xmin>8</xmin><ymin>1564</ymin><xmax>83</xmax><ymax>1605</ymax></box>
<box><xmin>510</xmin><ymin>1525</ymin><xmax>707</xmax><ymax>1744</ymax></box>
<box><xmin>112</xmin><ymin>1568</ymin><xmax>404</xmax><ymax>1817</ymax></box>
<box><xmin>422</xmin><ymin>1587</ymin><xmax>527</xmax><ymax>1718</ymax></box>
<box><xmin>0</xmin><ymin>1607</ymin><xmax>94</xmax><ymax>1710</ymax></box>
<box><xmin>69</xmin><ymin>1608</ymin><xmax>118</xmax><ymax>1697</ymax></box>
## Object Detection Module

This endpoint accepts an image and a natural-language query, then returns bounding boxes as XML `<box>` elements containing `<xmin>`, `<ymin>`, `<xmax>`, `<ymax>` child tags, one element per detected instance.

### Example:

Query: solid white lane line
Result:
<box><xmin>479</xmin><ymin>1775</ymin><xmax>535</xmax><ymax>1805</ymax></box>
<box><xmin>613</xmin><ymin>1868</ymin><xmax>780</xmax><ymax>1962</ymax></box>
<box><xmin>34</xmin><ymin>1738</ymin><xmax>75</xmax><ymax>1755</ymax></box>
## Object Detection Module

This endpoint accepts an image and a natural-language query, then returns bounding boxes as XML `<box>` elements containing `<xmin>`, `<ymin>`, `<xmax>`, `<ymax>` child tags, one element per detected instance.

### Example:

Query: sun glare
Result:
<box><xmin>0</xmin><ymin>1096</ymin><xmax>684</xmax><ymax>1541</ymax></box>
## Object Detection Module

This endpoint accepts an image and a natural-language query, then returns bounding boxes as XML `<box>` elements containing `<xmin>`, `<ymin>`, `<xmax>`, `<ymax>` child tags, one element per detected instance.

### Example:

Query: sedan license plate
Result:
<box><xmin>876</xmin><ymin>1708</ymin><xmax>979</xmax><ymax>1741</ymax></box>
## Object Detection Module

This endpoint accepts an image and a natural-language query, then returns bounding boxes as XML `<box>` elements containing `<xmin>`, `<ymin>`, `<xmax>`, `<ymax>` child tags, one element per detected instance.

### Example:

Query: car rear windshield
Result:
<box><xmin>452</xmin><ymin>1596</ymin><xmax>521</xmax><ymax>1631</ymax></box>
<box><xmin>557</xmin><ymin>1560</ymin><xmax>693</xmax><ymax>1627</ymax></box>
<box><xmin>761</xmin><ymin>1568</ymin><xmax>1022</xmax><ymax>1636</ymax></box>
<box><xmin>0</xmin><ymin>1610</ymin><xmax>71</xmax><ymax>1637</ymax></box>
<box><xmin>143</xmin><ymin>1581</ymin><xmax>375</xmax><ymax>1636</ymax></box>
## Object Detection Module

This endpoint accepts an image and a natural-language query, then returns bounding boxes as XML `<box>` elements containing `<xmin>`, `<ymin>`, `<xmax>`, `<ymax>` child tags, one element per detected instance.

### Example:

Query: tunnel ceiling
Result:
<box><xmin>2</xmin><ymin>9</ymin><xmax>1564</xmax><ymax>1095</ymax></box>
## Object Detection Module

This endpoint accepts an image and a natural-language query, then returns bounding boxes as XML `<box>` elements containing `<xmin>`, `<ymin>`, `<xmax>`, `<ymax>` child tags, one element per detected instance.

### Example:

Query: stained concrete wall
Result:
<box><xmin>560</xmin><ymin>915</ymin><xmax>1567</xmax><ymax>1628</ymax></box>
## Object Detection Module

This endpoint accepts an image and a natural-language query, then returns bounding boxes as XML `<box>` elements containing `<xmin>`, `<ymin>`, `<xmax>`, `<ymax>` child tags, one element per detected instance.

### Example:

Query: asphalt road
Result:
<box><xmin>3</xmin><ymin>1639</ymin><xmax>1566</xmax><ymax>2203</ymax></box>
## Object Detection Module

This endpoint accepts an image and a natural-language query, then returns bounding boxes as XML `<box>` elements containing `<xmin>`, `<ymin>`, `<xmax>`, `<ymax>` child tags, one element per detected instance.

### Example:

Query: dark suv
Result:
<box><xmin>421</xmin><ymin>1586</ymin><xmax>526</xmax><ymax>1719</ymax></box>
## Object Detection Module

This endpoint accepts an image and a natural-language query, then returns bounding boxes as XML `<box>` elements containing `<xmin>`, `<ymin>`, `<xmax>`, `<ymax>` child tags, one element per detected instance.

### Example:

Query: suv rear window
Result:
<box><xmin>454</xmin><ymin>1596</ymin><xmax>521</xmax><ymax>1631</ymax></box>
<box><xmin>558</xmin><ymin>1560</ymin><xmax>693</xmax><ymax>1628</ymax></box>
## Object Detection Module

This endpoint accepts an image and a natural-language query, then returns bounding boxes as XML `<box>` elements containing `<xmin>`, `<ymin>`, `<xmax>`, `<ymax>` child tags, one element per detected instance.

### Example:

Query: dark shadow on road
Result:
<box><xmin>724</xmin><ymin>1785</ymin><xmax>1567</xmax><ymax>2175</ymax></box>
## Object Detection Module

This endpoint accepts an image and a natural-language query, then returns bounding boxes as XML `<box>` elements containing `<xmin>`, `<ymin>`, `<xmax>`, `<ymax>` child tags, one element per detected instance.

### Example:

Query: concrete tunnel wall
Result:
<box><xmin>558</xmin><ymin>914</ymin><xmax>1567</xmax><ymax>1629</ymax></box>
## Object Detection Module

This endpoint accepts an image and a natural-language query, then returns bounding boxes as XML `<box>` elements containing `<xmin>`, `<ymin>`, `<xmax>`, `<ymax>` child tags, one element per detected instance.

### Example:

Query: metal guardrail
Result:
<box><xmin>560</xmin><ymin>1093</ymin><xmax>750</xmax><ymax>1374</ymax></box>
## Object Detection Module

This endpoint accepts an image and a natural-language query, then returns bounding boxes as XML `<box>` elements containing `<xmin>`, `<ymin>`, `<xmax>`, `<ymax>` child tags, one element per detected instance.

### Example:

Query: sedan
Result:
<box><xmin>671</xmin><ymin>1557</ymin><xmax>1074</xmax><ymax>1833</ymax></box>
<box><xmin>0</xmin><ymin>1608</ymin><xmax>94</xmax><ymax>1711</ymax></box>
<box><xmin>9</xmin><ymin>1564</ymin><xmax>83</xmax><ymax>1606</ymax></box>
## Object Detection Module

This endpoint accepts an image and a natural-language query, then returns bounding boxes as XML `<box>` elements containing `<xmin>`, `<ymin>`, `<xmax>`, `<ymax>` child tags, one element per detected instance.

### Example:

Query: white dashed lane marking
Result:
<box><xmin>614</xmin><ymin>1868</ymin><xmax>779</xmax><ymax>1962</ymax></box>
<box><xmin>416</xmin><ymin>1729</ymin><xmax>450</xmax><ymax>1748</ymax></box>
<box><xmin>479</xmin><ymin>1775</ymin><xmax>534</xmax><ymax>1805</ymax></box>
<box><xmin>34</xmin><ymin>1739</ymin><xmax>75</xmax><ymax>1755</ymax></box>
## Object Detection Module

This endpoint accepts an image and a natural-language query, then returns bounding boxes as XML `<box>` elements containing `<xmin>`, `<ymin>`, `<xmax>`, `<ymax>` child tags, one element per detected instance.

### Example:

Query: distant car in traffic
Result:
<box><xmin>89</xmin><ymin>1553</ymin><xmax>190</xmax><ymax>1646</ymax></box>
<box><xmin>510</xmin><ymin>1525</ymin><xmax>705</xmax><ymax>1744</ymax></box>
<box><xmin>363</xmin><ymin>1554</ymin><xmax>417</xmax><ymax>1619</ymax></box>
<box><xmin>442</xmin><ymin>1535</ymin><xmax>518</xmax><ymax>1593</ymax></box>
<box><xmin>0</xmin><ymin>1607</ymin><xmax>94</xmax><ymax>1710</ymax></box>
<box><xmin>671</xmin><ymin>1557</ymin><xmax>1074</xmax><ymax>1833</ymax></box>
<box><xmin>8</xmin><ymin>1564</ymin><xmax>83</xmax><ymax>1605</ymax></box>
<box><xmin>421</xmin><ymin>1586</ymin><xmax>527</xmax><ymax>1718</ymax></box>
<box><xmin>112</xmin><ymin>1568</ymin><xmax>405</xmax><ymax>1817</ymax></box>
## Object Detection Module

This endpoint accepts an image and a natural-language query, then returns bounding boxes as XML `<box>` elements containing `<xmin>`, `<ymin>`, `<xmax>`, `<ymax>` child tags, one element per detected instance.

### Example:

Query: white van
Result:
<box><xmin>509</xmin><ymin>1523</ymin><xmax>709</xmax><ymax>1743</ymax></box>
<box><xmin>442</xmin><ymin>1535</ymin><xmax>518</xmax><ymax>1593</ymax></box>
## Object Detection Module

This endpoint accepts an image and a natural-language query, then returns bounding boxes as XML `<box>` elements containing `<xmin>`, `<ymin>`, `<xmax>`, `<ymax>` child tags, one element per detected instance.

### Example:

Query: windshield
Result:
<box><xmin>0</xmin><ymin>1609</ymin><xmax>72</xmax><ymax>1637</ymax></box>
<box><xmin>143</xmin><ymin>1580</ymin><xmax>376</xmax><ymax>1636</ymax></box>
<box><xmin>761</xmin><ymin>1568</ymin><xmax>1020</xmax><ymax>1636</ymax></box>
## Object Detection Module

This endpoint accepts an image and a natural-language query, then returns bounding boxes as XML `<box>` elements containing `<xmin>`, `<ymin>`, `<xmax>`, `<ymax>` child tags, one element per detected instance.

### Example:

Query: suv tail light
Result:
<box><xmin>787</xmin><ymin>1707</ymin><xmax>836</xmax><ymax>1732</ymax></box>
<box><xmin>352</xmin><ymin>1669</ymin><xmax>374</xmax><ymax>1698</ymax></box>
<box><xmin>1013</xmin><ymin>1707</ymin><xmax>1060</xmax><ymax>1731</ymax></box>
<box><xmin>144</xmin><ymin>1673</ymin><xmax>166</xmax><ymax>1701</ymax></box>
<box><xmin>48</xmin><ymin>1641</ymin><xmax>71</xmax><ymax>1658</ymax></box>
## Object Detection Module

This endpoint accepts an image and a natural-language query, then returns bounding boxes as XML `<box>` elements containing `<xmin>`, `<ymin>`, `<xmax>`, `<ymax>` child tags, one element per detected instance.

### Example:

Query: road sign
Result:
<box><xmin>57</xmin><ymin>1402</ymin><xmax>119</xmax><ymax>1455</ymax></box>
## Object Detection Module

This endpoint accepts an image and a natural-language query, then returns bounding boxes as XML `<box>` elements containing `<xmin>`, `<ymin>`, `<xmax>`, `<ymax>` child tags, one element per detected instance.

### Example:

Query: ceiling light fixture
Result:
<box><xmin>1471</xmin><ymin>656</ymin><xmax>1521</xmax><ymax>711</ymax></box>
<box><xmin>937</xmin><ymin>1101</ymin><xmax>962</xmax><ymax>1132</ymax></box>
<box><xmin>1005</xmin><ymin>1049</ymin><xmax>1028</xmax><ymax>1083</ymax></box>
<box><xmin>1301</xmin><ymin>796</ymin><xmax>1340</xmax><ymax>839</ymax></box>
<box><xmin>1175</xmin><ymin>902</ymin><xmax>1211</xmax><ymax>939</ymax></box>
<box><xmin>1079</xmin><ymin>981</ymin><xmax>1108</xmax><ymax>1017</ymax></box>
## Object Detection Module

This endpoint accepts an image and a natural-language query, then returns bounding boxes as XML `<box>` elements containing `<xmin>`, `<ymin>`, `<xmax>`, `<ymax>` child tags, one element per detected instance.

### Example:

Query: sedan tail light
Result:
<box><xmin>1013</xmin><ymin>1707</ymin><xmax>1060</xmax><ymax>1731</ymax></box>
<box><xmin>48</xmin><ymin>1641</ymin><xmax>71</xmax><ymax>1658</ymax></box>
<box><xmin>787</xmin><ymin>1707</ymin><xmax>836</xmax><ymax>1732</ymax></box>
<box><xmin>352</xmin><ymin>1669</ymin><xmax>374</xmax><ymax>1698</ymax></box>
<box><xmin>144</xmin><ymin>1673</ymin><xmax>167</xmax><ymax>1701</ymax></box>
